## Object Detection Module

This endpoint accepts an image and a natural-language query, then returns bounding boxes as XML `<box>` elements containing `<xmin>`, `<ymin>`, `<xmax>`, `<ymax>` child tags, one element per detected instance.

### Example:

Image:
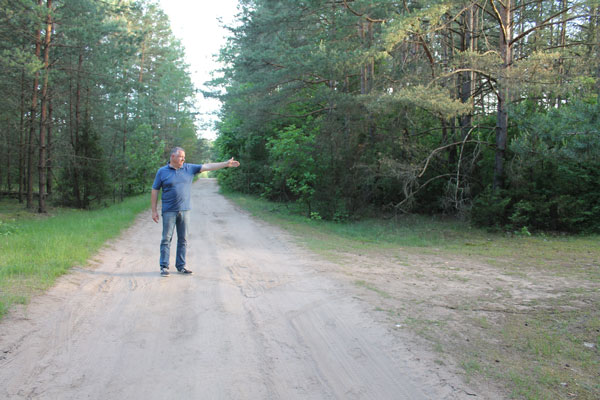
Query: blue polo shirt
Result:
<box><xmin>152</xmin><ymin>163</ymin><xmax>203</xmax><ymax>213</ymax></box>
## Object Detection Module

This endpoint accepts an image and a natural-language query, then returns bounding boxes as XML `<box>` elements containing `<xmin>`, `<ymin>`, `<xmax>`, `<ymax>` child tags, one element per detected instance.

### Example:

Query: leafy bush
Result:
<box><xmin>471</xmin><ymin>187</ymin><xmax>511</xmax><ymax>230</ymax></box>
<box><xmin>267</xmin><ymin>122</ymin><xmax>318</xmax><ymax>217</ymax></box>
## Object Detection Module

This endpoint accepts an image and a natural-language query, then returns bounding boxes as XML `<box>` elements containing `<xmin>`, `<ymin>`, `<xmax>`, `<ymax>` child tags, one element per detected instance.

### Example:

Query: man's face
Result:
<box><xmin>170</xmin><ymin>150</ymin><xmax>185</xmax><ymax>169</ymax></box>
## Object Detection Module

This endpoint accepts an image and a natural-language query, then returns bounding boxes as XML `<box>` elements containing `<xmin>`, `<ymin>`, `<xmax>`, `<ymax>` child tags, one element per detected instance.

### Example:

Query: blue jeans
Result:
<box><xmin>160</xmin><ymin>211</ymin><xmax>190</xmax><ymax>270</ymax></box>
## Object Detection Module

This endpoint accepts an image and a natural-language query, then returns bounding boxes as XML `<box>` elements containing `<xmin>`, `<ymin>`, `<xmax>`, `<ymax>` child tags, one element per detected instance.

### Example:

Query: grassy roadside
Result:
<box><xmin>0</xmin><ymin>195</ymin><xmax>149</xmax><ymax>319</ymax></box>
<box><xmin>227</xmin><ymin>193</ymin><xmax>599</xmax><ymax>275</ymax></box>
<box><xmin>225</xmin><ymin>192</ymin><xmax>600</xmax><ymax>400</ymax></box>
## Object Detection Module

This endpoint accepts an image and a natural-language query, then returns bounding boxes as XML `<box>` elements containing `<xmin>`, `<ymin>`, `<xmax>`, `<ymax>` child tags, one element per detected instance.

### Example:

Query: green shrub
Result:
<box><xmin>472</xmin><ymin>101</ymin><xmax>600</xmax><ymax>233</ymax></box>
<box><xmin>471</xmin><ymin>187</ymin><xmax>511</xmax><ymax>229</ymax></box>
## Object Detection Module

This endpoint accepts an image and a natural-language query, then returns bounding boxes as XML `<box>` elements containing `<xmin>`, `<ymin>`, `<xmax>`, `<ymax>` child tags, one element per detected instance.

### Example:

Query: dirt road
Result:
<box><xmin>0</xmin><ymin>179</ymin><xmax>477</xmax><ymax>399</ymax></box>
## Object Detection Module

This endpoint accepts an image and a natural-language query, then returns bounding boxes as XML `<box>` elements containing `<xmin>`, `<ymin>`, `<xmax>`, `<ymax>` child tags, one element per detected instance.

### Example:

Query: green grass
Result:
<box><xmin>225</xmin><ymin>192</ymin><xmax>600</xmax><ymax>400</ymax></box>
<box><xmin>354</xmin><ymin>280</ymin><xmax>392</xmax><ymax>298</ymax></box>
<box><xmin>0</xmin><ymin>195</ymin><xmax>149</xmax><ymax>318</ymax></box>
<box><xmin>227</xmin><ymin>193</ymin><xmax>600</xmax><ymax>278</ymax></box>
<box><xmin>495</xmin><ymin>310</ymin><xmax>600</xmax><ymax>399</ymax></box>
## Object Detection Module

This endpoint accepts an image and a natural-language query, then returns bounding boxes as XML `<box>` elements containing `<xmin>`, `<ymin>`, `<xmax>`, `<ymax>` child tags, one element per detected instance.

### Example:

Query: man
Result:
<box><xmin>151</xmin><ymin>147</ymin><xmax>240</xmax><ymax>277</ymax></box>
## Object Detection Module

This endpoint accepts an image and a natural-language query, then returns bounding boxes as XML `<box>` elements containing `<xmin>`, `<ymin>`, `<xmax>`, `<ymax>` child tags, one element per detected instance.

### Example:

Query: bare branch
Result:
<box><xmin>263</xmin><ymin>60</ymin><xmax>286</xmax><ymax>70</ymax></box>
<box><xmin>342</xmin><ymin>0</ymin><xmax>386</xmax><ymax>23</ymax></box>
<box><xmin>428</xmin><ymin>67</ymin><xmax>498</xmax><ymax>88</ymax></box>
<box><xmin>489</xmin><ymin>0</ymin><xmax>509</xmax><ymax>45</ymax></box>
<box><xmin>510</xmin><ymin>8</ymin><xmax>576</xmax><ymax>46</ymax></box>
<box><xmin>418</xmin><ymin>139</ymin><xmax>485</xmax><ymax>178</ymax></box>
<box><xmin>270</xmin><ymin>107</ymin><xmax>333</xmax><ymax>118</ymax></box>
<box><xmin>393</xmin><ymin>173</ymin><xmax>455</xmax><ymax>211</ymax></box>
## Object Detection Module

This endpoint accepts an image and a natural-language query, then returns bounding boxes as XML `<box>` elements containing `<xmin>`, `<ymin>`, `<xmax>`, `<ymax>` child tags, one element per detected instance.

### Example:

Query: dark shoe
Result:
<box><xmin>160</xmin><ymin>267</ymin><xmax>170</xmax><ymax>277</ymax></box>
<box><xmin>177</xmin><ymin>267</ymin><xmax>193</xmax><ymax>275</ymax></box>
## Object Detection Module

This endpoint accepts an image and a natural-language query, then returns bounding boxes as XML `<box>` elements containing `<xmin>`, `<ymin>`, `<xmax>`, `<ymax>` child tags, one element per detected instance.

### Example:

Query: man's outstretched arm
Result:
<box><xmin>200</xmin><ymin>157</ymin><xmax>240</xmax><ymax>172</ymax></box>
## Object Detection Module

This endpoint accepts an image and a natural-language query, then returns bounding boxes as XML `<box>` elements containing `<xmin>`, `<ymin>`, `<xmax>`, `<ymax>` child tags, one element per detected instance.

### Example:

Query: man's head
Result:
<box><xmin>169</xmin><ymin>147</ymin><xmax>185</xmax><ymax>169</ymax></box>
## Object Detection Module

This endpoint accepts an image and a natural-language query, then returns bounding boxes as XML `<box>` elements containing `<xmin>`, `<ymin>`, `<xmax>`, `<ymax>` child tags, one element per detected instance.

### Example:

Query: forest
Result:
<box><xmin>1</xmin><ymin>0</ymin><xmax>599</xmax><ymax>233</ymax></box>
<box><xmin>210</xmin><ymin>0</ymin><xmax>600</xmax><ymax>233</ymax></box>
<box><xmin>0</xmin><ymin>0</ymin><xmax>210</xmax><ymax>211</ymax></box>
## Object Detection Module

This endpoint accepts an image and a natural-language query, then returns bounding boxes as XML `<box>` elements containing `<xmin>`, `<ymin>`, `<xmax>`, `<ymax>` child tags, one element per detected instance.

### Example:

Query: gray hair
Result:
<box><xmin>170</xmin><ymin>147</ymin><xmax>185</xmax><ymax>156</ymax></box>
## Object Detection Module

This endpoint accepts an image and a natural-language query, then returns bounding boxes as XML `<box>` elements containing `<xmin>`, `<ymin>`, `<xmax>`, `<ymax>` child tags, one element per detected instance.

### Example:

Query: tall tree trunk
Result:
<box><xmin>138</xmin><ymin>38</ymin><xmax>146</xmax><ymax>84</ymax></box>
<box><xmin>459</xmin><ymin>4</ymin><xmax>476</xmax><ymax>141</ymax></box>
<box><xmin>38</xmin><ymin>0</ymin><xmax>53</xmax><ymax>213</ymax></box>
<box><xmin>443</xmin><ymin>18</ymin><xmax>457</xmax><ymax>166</ymax></box>
<box><xmin>83</xmin><ymin>86</ymin><xmax>92</xmax><ymax>208</ymax></box>
<box><xmin>18</xmin><ymin>66</ymin><xmax>26</xmax><ymax>203</ymax></box>
<box><xmin>532</xmin><ymin>0</ymin><xmax>543</xmax><ymax>53</ymax></box>
<box><xmin>3</xmin><ymin>120</ymin><xmax>11</xmax><ymax>191</ymax></box>
<box><xmin>1</xmin><ymin>122</ymin><xmax>5</xmax><ymax>191</ymax></box>
<box><xmin>121</xmin><ymin>73</ymin><xmax>130</xmax><ymax>202</ymax></box>
<box><xmin>73</xmin><ymin>49</ymin><xmax>83</xmax><ymax>208</ymax></box>
<box><xmin>358</xmin><ymin>21</ymin><xmax>376</xmax><ymax>141</ymax></box>
<box><xmin>47</xmin><ymin>94</ymin><xmax>53</xmax><ymax>196</ymax></box>
<box><xmin>137</xmin><ymin>36</ymin><xmax>146</xmax><ymax>122</ymax></box>
<box><xmin>493</xmin><ymin>0</ymin><xmax>512</xmax><ymax>191</ymax></box>
<box><xmin>591</xmin><ymin>6</ymin><xmax>600</xmax><ymax>100</ymax></box>
<box><xmin>555</xmin><ymin>0</ymin><xmax>568</xmax><ymax>107</ymax></box>
<box><xmin>27</xmin><ymin>0</ymin><xmax>43</xmax><ymax>209</ymax></box>
<box><xmin>359</xmin><ymin>21</ymin><xmax>369</xmax><ymax>95</ymax></box>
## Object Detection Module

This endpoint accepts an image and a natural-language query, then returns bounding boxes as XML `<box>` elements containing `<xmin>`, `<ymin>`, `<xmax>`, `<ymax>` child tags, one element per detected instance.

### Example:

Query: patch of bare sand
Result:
<box><xmin>308</xmin><ymin>246</ymin><xmax>598</xmax><ymax>398</ymax></box>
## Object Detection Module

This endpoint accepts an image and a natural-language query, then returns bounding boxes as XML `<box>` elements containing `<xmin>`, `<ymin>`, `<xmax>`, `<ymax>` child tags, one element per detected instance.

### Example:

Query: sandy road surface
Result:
<box><xmin>1</xmin><ymin>179</ymin><xmax>473</xmax><ymax>399</ymax></box>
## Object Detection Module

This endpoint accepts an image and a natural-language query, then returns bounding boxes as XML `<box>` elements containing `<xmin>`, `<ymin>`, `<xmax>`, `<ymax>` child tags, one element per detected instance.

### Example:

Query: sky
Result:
<box><xmin>158</xmin><ymin>0</ymin><xmax>240</xmax><ymax>140</ymax></box>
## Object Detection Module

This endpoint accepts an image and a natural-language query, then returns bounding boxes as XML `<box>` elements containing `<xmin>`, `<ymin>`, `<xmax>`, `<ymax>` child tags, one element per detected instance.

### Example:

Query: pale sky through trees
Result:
<box><xmin>159</xmin><ymin>0</ymin><xmax>239</xmax><ymax>140</ymax></box>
